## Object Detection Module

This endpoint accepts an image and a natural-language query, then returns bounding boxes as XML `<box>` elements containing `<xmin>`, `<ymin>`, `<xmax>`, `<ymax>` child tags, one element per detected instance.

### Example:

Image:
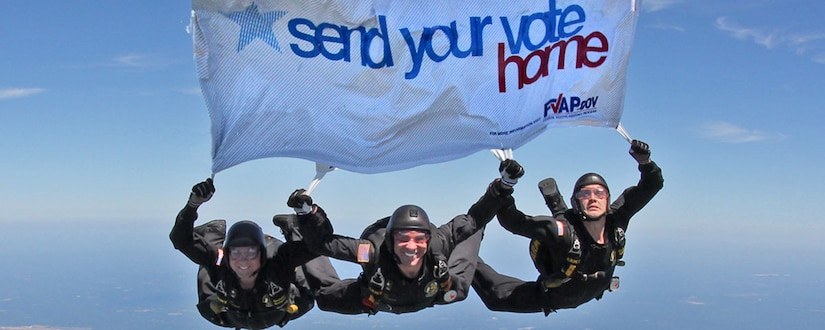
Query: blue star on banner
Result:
<box><xmin>224</xmin><ymin>2</ymin><xmax>287</xmax><ymax>52</ymax></box>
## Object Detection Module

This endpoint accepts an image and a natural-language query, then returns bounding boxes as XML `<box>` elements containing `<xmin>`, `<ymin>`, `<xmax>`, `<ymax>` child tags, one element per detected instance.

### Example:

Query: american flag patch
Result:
<box><xmin>216</xmin><ymin>248</ymin><xmax>224</xmax><ymax>265</ymax></box>
<box><xmin>357</xmin><ymin>243</ymin><xmax>371</xmax><ymax>263</ymax></box>
<box><xmin>556</xmin><ymin>220</ymin><xmax>565</xmax><ymax>237</ymax></box>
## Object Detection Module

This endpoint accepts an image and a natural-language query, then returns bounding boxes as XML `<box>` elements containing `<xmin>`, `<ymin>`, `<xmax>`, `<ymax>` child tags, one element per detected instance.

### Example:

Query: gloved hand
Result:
<box><xmin>188</xmin><ymin>178</ymin><xmax>215</xmax><ymax>208</ymax></box>
<box><xmin>499</xmin><ymin>159</ymin><xmax>525</xmax><ymax>186</ymax></box>
<box><xmin>629</xmin><ymin>139</ymin><xmax>651</xmax><ymax>164</ymax></box>
<box><xmin>287</xmin><ymin>189</ymin><xmax>314</xmax><ymax>215</ymax></box>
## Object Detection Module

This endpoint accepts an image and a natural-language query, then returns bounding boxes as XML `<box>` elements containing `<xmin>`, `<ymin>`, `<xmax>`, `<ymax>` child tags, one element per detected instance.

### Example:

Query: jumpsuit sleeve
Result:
<box><xmin>297</xmin><ymin>206</ymin><xmax>373</xmax><ymax>264</ymax></box>
<box><xmin>434</xmin><ymin>179</ymin><xmax>514</xmax><ymax>254</ymax></box>
<box><xmin>608</xmin><ymin>161</ymin><xmax>664</xmax><ymax>229</ymax></box>
<box><xmin>169</xmin><ymin>204</ymin><xmax>216</xmax><ymax>266</ymax></box>
<box><xmin>496</xmin><ymin>196</ymin><xmax>570</xmax><ymax>244</ymax></box>
<box><xmin>273</xmin><ymin>240</ymin><xmax>320</xmax><ymax>270</ymax></box>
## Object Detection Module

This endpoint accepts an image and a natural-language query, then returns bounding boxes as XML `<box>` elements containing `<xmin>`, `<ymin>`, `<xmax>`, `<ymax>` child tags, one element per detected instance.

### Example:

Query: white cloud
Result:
<box><xmin>787</xmin><ymin>32</ymin><xmax>825</xmax><ymax>46</ymax></box>
<box><xmin>753</xmin><ymin>273</ymin><xmax>790</xmax><ymax>277</ymax></box>
<box><xmin>112</xmin><ymin>54</ymin><xmax>162</xmax><ymax>68</ymax></box>
<box><xmin>0</xmin><ymin>88</ymin><xmax>45</xmax><ymax>100</ymax></box>
<box><xmin>643</xmin><ymin>0</ymin><xmax>683</xmax><ymax>12</ymax></box>
<box><xmin>715</xmin><ymin>17</ymin><xmax>825</xmax><ymax>64</ymax></box>
<box><xmin>648</xmin><ymin>21</ymin><xmax>686</xmax><ymax>32</ymax></box>
<box><xmin>66</xmin><ymin>54</ymin><xmax>174</xmax><ymax>69</ymax></box>
<box><xmin>179</xmin><ymin>87</ymin><xmax>203</xmax><ymax>96</ymax></box>
<box><xmin>685</xmin><ymin>295</ymin><xmax>705</xmax><ymax>305</ymax></box>
<box><xmin>715</xmin><ymin>17</ymin><xmax>780</xmax><ymax>49</ymax></box>
<box><xmin>698</xmin><ymin>121</ymin><xmax>785</xmax><ymax>143</ymax></box>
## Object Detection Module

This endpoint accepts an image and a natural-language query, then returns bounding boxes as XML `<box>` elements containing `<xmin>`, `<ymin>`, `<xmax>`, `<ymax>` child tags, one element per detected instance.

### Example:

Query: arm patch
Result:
<box><xmin>556</xmin><ymin>220</ymin><xmax>565</xmax><ymax>237</ymax></box>
<box><xmin>357</xmin><ymin>242</ymin><xmax>372</xmax><ymax>263</ymax></box>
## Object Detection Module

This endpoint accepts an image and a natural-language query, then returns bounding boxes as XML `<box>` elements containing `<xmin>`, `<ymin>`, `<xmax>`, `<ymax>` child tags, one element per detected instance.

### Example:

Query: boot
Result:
<box><xmin>273</xmin><ymin>214</ymin><xmax>303</xmax><ymax>242</ymax></box>
<box><xmin>538</xmin><ymin>178</ymin><xmax>568</xmax><ymax>217</ymax></box>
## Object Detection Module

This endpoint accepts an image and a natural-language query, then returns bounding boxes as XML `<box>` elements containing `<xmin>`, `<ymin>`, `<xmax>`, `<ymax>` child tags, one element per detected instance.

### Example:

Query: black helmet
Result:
<box><xmin>224</xmin><ymin>220</ymin><xmax>266</xmax><ymax>265</ymax></box>
<box><xmin>570</xmin><ymin>173</ymin><xmax>609</xmax><ymax>219</ymax></box>
<box><xmin>385</xmin><ymin>205</ymin><xmax>431</xmax><ymax>245</ymax></box>
<box><xmin>573</xmin><ymin>173</ymin><xmax>609</xmax><ymax>194</ymax></box>
<box><xmin>387</xmin><ymin>205</ymin><xmax>431</xmax><ymax>232</ymax></box>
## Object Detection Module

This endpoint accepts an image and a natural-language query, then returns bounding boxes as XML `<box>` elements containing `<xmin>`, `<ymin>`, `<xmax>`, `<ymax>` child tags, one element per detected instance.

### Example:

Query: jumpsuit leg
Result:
<box><xmin>299</xmin><ymin>256</ymin><xmax>340</xmax><ymax>292</ymax></box>
<box><xmin>445</xmin><ymin>227</ymin><xmax>485</xmax><ymax>302</ymax></box>
<box><xmin>272</xmin><ymin>213</ymin><xmax>340</xmax><ymax>293</ymax></box>
<box><xmin>313</xmin><ymin>278</ymin><xmax>370</xmax><ymax>315</ymax></box>
<box><xmin>195</xmin><ymin>267</ymin><xmax>230</xmax><ymax>326</ymax></box>
<box><xmin>274</xmin><ymin>213</ymin><xmax>352</xmax><ymax>314</ymax></box>
<box><xmin>192</xmin><ymin>220</ymin><xmax>230</xmax><ymax>326</ymax></box>
<box><xmin>472</xmin><ymin>258</ymin><xmax>545</xmax><ymax>313</ymax></box>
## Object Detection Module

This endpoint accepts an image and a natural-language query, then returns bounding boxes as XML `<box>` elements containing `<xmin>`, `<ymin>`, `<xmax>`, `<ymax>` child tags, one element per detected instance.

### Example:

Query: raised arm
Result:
<box><xmin>169</xmin><ymin>178</ymin><xmax>218</xmax><ymax>266</ymax></box>
<box><xmin>609</xmin><ymin>140</ymin><xmax>665</xmax><ymax>226</ymax></box>
<box><xmin>287</xmin><ymin>189</ymin><xmax>374</xmax><ymax>264</ymax></box>
<box><xmin>495</xmin><ymin>167</ymin><xmax>573</xmax><ymax>243</ymax></box>
<box><xmin>436</xmin><ymin>159</ymin><xmax>525</xmax><ymax>251</ymax></box>
<box><xmin>496</xmin><ymin>197</ymin><xmax>570</xmax><ymax>243</ymax></box>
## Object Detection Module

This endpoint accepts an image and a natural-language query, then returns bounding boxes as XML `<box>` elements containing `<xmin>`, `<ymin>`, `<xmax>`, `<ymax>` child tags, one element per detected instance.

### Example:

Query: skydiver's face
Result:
<box><xmin>575</xmin><ymin>184</ymin><xmax>610</xmax><ymax>219</ymax></box>
<box><xmin>228</xmin><ymin>246</ymin><xmax>261</xmax><ymax>279</ymax></box>
<box><xmin>393</xmin><ymin>230</ymin><xmax>429</xmax><ymax>269</ymax></box>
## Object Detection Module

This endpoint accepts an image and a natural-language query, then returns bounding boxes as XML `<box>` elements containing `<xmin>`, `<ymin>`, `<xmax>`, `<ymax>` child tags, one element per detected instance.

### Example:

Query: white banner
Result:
<box><xmin>192</xmin><ymin>0</ymin><xmax>640</xmax><ymax>174</ymax></box>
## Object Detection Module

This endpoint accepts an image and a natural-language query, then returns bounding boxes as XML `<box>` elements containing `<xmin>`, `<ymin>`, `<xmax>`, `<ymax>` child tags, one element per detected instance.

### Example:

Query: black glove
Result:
<box><xmin>629</xmin><ymin>139</ymin><xmax>651</xmax><ymax>165</ymax></box>
<box><xmin>499</xmin><ymin>159</ymin><xmax>525</xmax><ymax>186</ymax></box>
<box><xmin>188</xmin><ymin>178</ymin><xmax>215</xmax><ymax>208</ymax></box>
<box><xmin>287</xmin><ymin>189</ymin><xmax>313</xmax><ymax>215</ymax></box>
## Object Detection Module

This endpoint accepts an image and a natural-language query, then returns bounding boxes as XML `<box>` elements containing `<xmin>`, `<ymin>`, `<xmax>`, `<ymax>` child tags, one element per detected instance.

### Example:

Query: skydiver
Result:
<box><xmin>275</xmin><ymin>160</ymin><xmax>524</xmax><ymax>315</ymax></box>
<box><xmin>472</xmin><ymin>140</ymin><xmax>663</xmax><ymax>314</ymax></box>
<box><xmin>170</xmin><ymin>178</ymin><xmax>339</xmax><ymax>329</ymax></box>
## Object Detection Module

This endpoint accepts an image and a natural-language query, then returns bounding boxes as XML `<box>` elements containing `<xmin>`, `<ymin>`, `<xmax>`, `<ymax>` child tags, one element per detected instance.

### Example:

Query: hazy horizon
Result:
<box><xmin>3</xmin><ymin>217</ymin><xmax>823</xmax><ymax>329</ymax></box>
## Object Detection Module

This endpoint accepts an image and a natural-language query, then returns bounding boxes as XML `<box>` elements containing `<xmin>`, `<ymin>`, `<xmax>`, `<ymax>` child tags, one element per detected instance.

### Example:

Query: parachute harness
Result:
<box><xmin>359</xmin><ymin>240</ymin><xmax>454</xmax><ymax>313</ymax></box>
<box><xmin>532</xmin><ymin>220</ymin><xmax>627</xmax><ymax>291</ymax></box>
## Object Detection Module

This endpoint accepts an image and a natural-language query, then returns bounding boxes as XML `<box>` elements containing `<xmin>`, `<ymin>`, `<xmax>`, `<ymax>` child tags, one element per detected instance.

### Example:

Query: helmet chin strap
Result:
<box><xmin>582</xmin><ymin>214</ymin><xmax>600</xmax><ymax>222</ymax></box>
<box><xmin>580</xmin><ymin>208</ymin><xmax>607</xmax><ymax>222</ymax></box>
<box><xmin>573</xmin><ymin>196</ymin><xmax>609</xmax><ymax>222</ymax></box>
<box><xmin>573</xmin><ymin>199</ymin><xmax>596</xmax><ymax>222</ymax></box>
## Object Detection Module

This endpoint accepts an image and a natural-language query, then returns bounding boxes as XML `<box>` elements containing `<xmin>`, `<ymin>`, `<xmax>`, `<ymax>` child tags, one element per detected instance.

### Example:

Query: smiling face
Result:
<box><xmin>392</xmin><ymin>230</ymin><xmax>429</xmax><ymax>271</ymax></box>
<box><xmin>574</xmin><ymin>184</ymin><xmax>610</xmax><ymax>219</ymax></box>
<box><xmin>228</xmin><ymin>246</ymin><xmax>261</xmax><ymax>279</ymax></box>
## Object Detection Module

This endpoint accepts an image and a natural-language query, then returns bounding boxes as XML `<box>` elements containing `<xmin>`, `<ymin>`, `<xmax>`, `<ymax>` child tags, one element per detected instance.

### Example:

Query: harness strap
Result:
<box><xmin>532</xmin><ymin>219</ymin><xmax>583</xmax><ymax>289</ymax></box>
<box><xmin>428</xmin><ymin>234</ymin><xmax>452</xmax><ymax>292</ymax></box>
<box><xmin>540</xmin><ymin>235</ymin><xmax>582</xmax><ymax>289</ymax></box>
<box><xmin>613</xmin><ymin>226</ymin><xmax>626</xmax><ymax>263</ymax></box>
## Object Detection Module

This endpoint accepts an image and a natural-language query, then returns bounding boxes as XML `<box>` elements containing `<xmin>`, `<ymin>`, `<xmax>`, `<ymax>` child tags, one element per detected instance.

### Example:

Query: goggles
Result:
<box><xmin>229</xmin><ymin>246</ymin><xmax>260</xmax><ymax>261</ymax></box>
<box><xmin>575</xmin><ymin>188</ymin><xmax>608</xmax><ymax>200</ymax></box>
<box><xmin>393</xmin><ymin>230</ymin><xmax>430</xmax><ymax>244</ymax></box>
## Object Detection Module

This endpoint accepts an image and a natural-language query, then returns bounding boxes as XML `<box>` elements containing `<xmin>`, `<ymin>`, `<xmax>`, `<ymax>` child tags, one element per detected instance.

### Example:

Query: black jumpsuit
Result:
<box><xmin>473</xmin><ymin>161</ymin><xmax>664</xmax><ymax>314</ymax></box>
<box><xmin>170</xmin><ymin>205</ymin><xmax>337</xmax><ymax>329</ymax></box>
<box><xmin>297</xmin><ymin>180</ymin><xmax>512</xmax><ymax>314</ymax></box>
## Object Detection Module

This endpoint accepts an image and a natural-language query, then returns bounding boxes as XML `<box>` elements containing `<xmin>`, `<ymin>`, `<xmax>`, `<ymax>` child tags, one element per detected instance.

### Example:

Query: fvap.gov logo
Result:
<box><xmin>543</xmin><ymin>93</ymin><xmax>600</xmax><ymax>120</ymax></box>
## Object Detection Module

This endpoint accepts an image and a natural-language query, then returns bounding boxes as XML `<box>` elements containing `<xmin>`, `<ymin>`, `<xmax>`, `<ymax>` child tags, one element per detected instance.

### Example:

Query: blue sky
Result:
<box><xmin>2</xmin><ymin>0</ymin><xmax>825</xmax><ymax>328</ymax></box>
<box><xmin>3</xmin><ymin>0</ymin><xmax>823</xmax><ymax>225</ymax></box>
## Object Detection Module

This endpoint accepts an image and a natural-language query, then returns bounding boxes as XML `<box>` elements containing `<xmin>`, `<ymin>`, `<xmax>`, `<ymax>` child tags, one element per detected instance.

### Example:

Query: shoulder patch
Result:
<box><xmin>216</xmin><ymin>248</ymin><xmax>224</xmax><ymax>266</ymax></box>
<box><xmin>357</xmin><ymin>242</ymin><xmax>372</xmax><ymax>263</ymax></box>
<box><xmin>556</xmin><ymin>220</ymin><xmax>565</xmax><ymax>237</ymax></box>
<box><xmin>424</xmin><ymin>281</ymin><xmax>438</xmax><ymax>297</ymax></box>
<box><xmin>529</xmin><ymin>239</ymin><xmax>542</xmax><ymax>262</ymax></box>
